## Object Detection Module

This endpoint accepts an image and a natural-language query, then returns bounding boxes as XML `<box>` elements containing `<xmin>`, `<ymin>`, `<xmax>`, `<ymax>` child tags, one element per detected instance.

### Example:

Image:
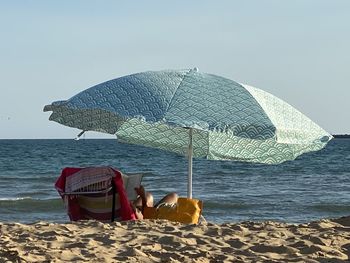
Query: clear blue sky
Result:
<box><xmin>0</xmin><ymin>1</ymin><xmax>349</xmax><ymax>139</ymax></box>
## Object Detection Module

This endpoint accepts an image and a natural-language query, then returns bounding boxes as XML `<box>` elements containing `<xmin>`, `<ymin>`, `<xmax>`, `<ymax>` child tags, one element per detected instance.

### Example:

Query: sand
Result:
<box><xmin>0</xmin><ymin>217</ymin><xmax>349</xmax><ymax>263</ymax></box>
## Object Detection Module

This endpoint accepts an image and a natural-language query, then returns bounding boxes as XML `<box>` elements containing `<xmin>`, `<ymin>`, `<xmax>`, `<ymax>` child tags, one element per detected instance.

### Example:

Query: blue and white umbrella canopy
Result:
<box><xmin>44</xmin><ymin>68</ymin><xmax>332</xmax><ymax>198</ymax></box>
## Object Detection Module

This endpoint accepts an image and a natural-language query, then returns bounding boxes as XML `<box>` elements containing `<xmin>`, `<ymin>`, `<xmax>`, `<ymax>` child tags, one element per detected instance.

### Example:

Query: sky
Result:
<box><xmin>0</xmin><ymin>0</ymin><xmax>349</xmax><ymax>139</ymax></box>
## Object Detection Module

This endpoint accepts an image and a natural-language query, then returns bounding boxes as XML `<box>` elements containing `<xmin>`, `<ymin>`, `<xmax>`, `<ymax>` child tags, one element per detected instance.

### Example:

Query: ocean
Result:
<box><xmin>0</xmin><ymin>138</ymin><xmax>349</xmax><ymax>224</ymax></box>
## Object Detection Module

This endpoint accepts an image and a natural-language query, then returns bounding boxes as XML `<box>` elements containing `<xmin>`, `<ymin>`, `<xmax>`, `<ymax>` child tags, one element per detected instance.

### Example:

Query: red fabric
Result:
<box><xmin>55</xmin><ymin>167</ymin><xmax>136</xmax><ymax>221</ymax></box>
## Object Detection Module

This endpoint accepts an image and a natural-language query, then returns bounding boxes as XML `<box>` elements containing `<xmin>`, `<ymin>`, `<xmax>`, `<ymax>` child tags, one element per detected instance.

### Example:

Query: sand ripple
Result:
<box><xmin>0</xmin><ymin>217</ymin><xmax>349</xmax><ymax>262</ymax></box>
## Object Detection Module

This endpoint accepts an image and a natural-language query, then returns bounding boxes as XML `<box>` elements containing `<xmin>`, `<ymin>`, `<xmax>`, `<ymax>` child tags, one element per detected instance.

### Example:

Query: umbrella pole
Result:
<box><xmin>188</xmin><ymin>128</ymin><xmax>193</xmax><ymax>199</ymax></box>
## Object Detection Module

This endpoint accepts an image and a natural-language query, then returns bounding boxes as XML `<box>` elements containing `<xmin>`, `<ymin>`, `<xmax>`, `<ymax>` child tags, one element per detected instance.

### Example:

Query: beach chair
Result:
<box><xmin>55</xmin><ymin>167</ymin><xmax>136</xmax><ymax>222</ymax></box>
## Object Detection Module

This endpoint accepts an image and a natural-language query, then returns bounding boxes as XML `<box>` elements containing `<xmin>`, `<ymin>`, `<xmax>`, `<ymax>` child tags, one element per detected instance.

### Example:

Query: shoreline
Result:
<box><xmin>1</xmin><ymin>216</ymin><xmax>349</xmax><ymax>262</ymax></box>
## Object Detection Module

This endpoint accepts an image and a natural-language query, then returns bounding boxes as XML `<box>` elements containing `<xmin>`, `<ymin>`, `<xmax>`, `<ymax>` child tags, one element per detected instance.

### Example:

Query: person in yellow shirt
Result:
<box><xmin>131</xmin><ymin>185</ymin><xmax>178</xmax><ymax>220</ymax></box>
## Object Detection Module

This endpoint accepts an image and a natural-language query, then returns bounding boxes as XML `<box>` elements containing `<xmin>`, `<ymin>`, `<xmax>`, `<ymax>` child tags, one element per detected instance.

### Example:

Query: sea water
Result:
<box><xmin>0</xmin><ymin>139</ymin><xmax>349</xmax><ymax>224</ymax></box>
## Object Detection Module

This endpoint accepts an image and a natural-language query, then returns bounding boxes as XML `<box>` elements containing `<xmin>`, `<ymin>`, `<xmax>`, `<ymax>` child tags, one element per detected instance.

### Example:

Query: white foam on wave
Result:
<box><xmin>0</xmin><ymin>197</ymin><xmax>32</xmax><ymax>201</ymax></box>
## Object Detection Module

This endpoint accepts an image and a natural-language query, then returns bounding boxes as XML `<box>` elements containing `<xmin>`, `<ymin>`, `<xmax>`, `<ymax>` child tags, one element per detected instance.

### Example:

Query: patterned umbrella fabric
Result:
<box><xmin>44</xmin><ymin>68</ymin><xmax>332</xmax><ymax>197</ymax></box>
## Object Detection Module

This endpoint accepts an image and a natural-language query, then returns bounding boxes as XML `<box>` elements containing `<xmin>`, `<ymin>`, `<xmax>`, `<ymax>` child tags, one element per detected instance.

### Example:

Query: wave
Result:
<box><xmin>0</xmin><ymin>197</ymin><xmax>64</xmax><ymax>212</ymax></box>
<box><xmin>203</xmin><ymin>200</ymin><xmax>253</xmax><ymax>210</ymax></box>
<box><xmin>309</xmin><ymin>204</ymin><xmax>350</xmax><ymax>213</ymax></box>
<box><xmin>0</xmin><ymin>175</ymin><xmax>56</xmax><ymax>182</ymax></box>
<box><xmin>0</xmin><ymin>197</ymin><xmax>32</xmax><ymax>201</ymax></box>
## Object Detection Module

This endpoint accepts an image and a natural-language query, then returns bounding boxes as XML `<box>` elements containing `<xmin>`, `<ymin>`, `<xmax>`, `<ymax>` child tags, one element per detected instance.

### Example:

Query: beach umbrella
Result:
<box><xmin>44</xmin><ymin>68</ymin><xmax>332</xmax><ymax>198</ymax></box>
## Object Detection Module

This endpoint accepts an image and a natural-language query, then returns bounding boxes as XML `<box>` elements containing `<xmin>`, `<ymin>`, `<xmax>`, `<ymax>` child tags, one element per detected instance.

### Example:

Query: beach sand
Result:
<box><xmin>1</xmin><ymin>217</ymin><xmax>349</xmax><ymax>262</ymax></box>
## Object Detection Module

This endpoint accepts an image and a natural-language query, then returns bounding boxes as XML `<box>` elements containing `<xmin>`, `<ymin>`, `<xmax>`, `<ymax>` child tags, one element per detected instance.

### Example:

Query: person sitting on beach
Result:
<box><xmin>131</xmin><ymin>185</ymin><xmax>178</xmax><ymax>220</ymax></box>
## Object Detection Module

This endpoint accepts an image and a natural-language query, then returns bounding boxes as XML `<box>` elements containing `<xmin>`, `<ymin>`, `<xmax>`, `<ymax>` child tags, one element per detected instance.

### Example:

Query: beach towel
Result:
<box><xmin>55</xmin><ymin>167</ymin><xmax>136</xmax><ymax>221</ymax></box>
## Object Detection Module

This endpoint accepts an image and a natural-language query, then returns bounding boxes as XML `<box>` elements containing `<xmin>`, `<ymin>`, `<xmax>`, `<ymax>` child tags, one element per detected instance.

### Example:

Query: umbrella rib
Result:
<box><xmin>207</xmin><ymin>130</ymin><xmax>210</xmax><ymax>159</ymax></box>
<box><xmin>162</xmin><ymin>69</ymin><xmax>192</xmax><ymax>120</ymax></box>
